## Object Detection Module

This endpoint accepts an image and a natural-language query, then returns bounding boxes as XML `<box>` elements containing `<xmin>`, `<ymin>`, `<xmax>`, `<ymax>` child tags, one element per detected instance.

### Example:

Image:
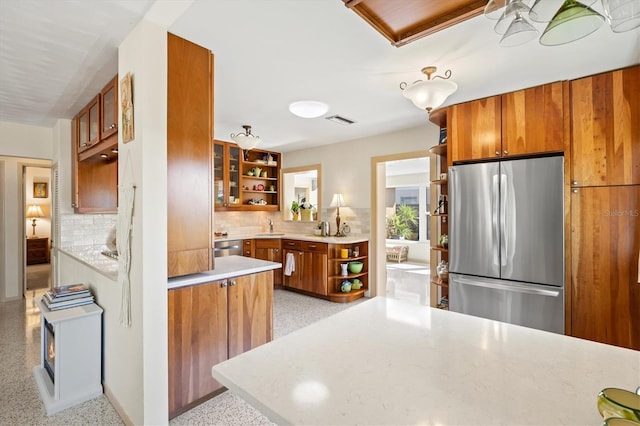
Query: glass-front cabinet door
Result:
<box><xmin>88</xmin><ymin>98</ymin><xmax>99</xmax><ymax>145</ymax></box>
<box><xmin>100</xmin><ymin>76</ymin><xmax>118</xmax><ymax>140</ymax></box>
<box><xmin>214</xmin><ymin>141</ymin><xmax>241</xmax><ymax>210</ymax></box>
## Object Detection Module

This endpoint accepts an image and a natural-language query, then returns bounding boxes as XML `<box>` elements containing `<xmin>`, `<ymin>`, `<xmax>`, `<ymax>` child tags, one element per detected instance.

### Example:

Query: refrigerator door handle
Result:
<box><xmin>454</xmin><ymin>276</ymin><xmax>562</xmax><ymax>297</ymax></box>
<box><xmin>499</xmin><ymin>173</ymin><xmax>508</xmax><ymax>267</ymax></box>
<box><xmin>492</xmin><ymin>174</ymin><xmax>499</xmax><ymax>266</ymax></box>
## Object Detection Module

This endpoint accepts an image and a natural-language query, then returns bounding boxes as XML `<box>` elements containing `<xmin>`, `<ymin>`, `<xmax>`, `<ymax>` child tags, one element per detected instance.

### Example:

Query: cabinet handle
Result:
<box><xmin>220</xmin><ymin>281</ymin><xmax>227</xmax><ymax>288</ymax></box>
<box><xmin>495</xmin><ymin>151</ymin><xmax>500</xmax><ymax>156</ymax></box>
<box><xmin>299</xmin><ymin>252</ymin><xmax>303</xmax><ymax>256</ymax></box>
<box><xmin>275</xmin><ymin>248</ymin><xmax>279</xmax><ymax>253</ymax></box>
<box><xmin>572</xmin><ymin>189</ymin><xmax>578</xmax><ymax>194</ymax></box>
<box><xmin>571</xmin><ymin>181</ymin><xmax>578</xmax><ymax>186</ymax></box>
<box><xmin>309</xmin><ymin>244</ymin><xmax>316</xmax><ymax>248</ymax></box>
<box><xmin>503</xmin><ymin>150</ymin><xmax>508</xmax><ymax>156</ymax></box>
<box><xmin>229</xmin><ymin>280</ymin><xmax>237</xmax><ymax>286</ymax></box>
<box><xmin>71</xmin><ymin>203</ymin><xmax>77</xmax><ymax>208</ymax></box>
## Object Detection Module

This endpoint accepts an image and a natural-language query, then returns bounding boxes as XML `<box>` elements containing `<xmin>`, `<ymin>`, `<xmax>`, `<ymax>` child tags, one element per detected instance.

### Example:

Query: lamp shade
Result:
<box><xmin>539</xmin><ymin>0</ymin><xmax>604</xmax><ymax>46</ymax></box>
<box><xmin>494</xmin><ymin>0</ymin><xmax>532</xmax><ymax>34</ymax></box>
<box><xmin>602</xmin><ymin>0</ymin><xmax>640</xmax><ymax>32</ymax></box>
<box><xmin>26</xmin><ymin>205</ymin><xmax>44</xmax><ymax>218</ymax></box>
<box><xmin>402</xmin><ymin>78</ymin><xmax>458</xmax><ymax>112</ymax></box>
<box><xmin>230</xmin><ymin>125</ymin><xmax>261</xmax><ymax>150</ymax></box>
<box><xmin>330</xmin><ymin>193</ymin><xmax>345</xmax><ymax>208</ymax></box>
<box><xmin>500</xmin><ymin>12</ymin><xmax>540</xmax><ymax>46</ymax></box>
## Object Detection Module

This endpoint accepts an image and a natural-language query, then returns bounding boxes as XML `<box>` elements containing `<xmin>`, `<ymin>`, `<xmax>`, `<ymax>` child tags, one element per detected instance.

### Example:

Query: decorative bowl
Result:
<box><xmin>348</xmin><ymin>261</ymin><xmax>363</xmax><ymax>274</ymax></box>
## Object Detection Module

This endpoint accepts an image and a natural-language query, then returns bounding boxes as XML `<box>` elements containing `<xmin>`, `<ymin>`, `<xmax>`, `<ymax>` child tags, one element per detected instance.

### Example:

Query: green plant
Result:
<box><xmin>291</xmin><ymin>201</ymin><xmax>300</xmax><ymax>213</ymax></box>
<box><xmin>391</xmin><ymin>204</ymin><xmax>418</xmax><ymax>240</ymax></box>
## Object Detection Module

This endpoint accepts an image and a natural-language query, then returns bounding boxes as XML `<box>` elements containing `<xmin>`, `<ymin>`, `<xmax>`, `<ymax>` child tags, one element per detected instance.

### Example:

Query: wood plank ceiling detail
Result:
<box><xmin>343</xmin><ymin>0</ymin><xmax>487</xmax><ymax>47</ymax></box>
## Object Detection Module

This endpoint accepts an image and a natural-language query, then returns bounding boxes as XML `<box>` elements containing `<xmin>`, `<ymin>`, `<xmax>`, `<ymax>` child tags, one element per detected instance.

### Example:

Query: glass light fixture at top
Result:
<box><xmin>230</xmin><ymin>125</ymin><xmax>261</xmax><ymax>150</ymax></box>
<box><xmin>602</xmin><ymin>0</ymin><xmax>640</xmax><ymax>32</ymax></box>
<box><xmin>400</xmin><ymin>67</ymin><xmax>458</xmax><ymax>113</ymax></box>
<box><xmin>288</xmin><ymin>100</ymin><xmax>329</xmax><ymax>118</ymax></box>
<box><xmin>500</xmin><ymin>11</ymin><xmax>540</xmax><ymax>46</ymax></box>
<box><xmin>539</xmin><ymin>0</ymin><xmax>605</xmax><ymax>45</ymax></box>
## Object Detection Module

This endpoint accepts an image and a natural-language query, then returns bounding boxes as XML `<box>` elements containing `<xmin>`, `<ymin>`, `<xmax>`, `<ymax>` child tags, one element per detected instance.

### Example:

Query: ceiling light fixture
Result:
<box><xmin>230</xmin><ymin>125</ymin><xmax>261</xmax><ymax>150</ymax></box>
<box><xmin>539</xmin><ymin>0</ymin><xmax>604</xmax><ymax>46</ymax></box>
<box><xmin>289</xmin><ymin>100</ymin><xmax>329</xmax><ymax>118</ymax></box>
<box><xmin>400</xmin><ymin>66</ymin><xmax>458</xmax><ymax>113</ymax></box>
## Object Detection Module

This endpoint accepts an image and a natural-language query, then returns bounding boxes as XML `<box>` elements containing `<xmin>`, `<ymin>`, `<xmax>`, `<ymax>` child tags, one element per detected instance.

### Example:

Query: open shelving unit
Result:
<box><xmin>326</xmin><ymin>241</ymin><xmax>369</xmax><ymax>303</ymax></box>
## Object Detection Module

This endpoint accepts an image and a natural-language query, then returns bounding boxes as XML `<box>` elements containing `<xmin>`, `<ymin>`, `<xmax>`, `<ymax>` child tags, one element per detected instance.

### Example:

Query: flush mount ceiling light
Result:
<box><xmin>400</xmin><ymin>66</ymin><xmax>458</xmax><ymax>113</ymax></box>
<box><xmin>230</xmin><ymin>125</ymin><xmax>261</xmax><ymax>150</ymax></box>
<box><xmin>289</xmin><ymin>100</ymin><xmax>329</xmax><ymax>118</ymax></box>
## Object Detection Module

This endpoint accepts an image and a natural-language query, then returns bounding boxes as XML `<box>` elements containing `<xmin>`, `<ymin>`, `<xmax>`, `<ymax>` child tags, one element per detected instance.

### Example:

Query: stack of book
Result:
<box><xmin>42</xmin><ymin>283</ymin><xmax>94</xmax><ymax>311</ymax></box>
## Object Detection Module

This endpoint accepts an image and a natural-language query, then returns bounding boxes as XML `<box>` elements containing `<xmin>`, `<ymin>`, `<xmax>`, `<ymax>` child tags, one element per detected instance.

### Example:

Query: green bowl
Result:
<box><xmin>348</xmin><ymin>261</ymin><xmax>363</xmax><ymax>274</ymax></box>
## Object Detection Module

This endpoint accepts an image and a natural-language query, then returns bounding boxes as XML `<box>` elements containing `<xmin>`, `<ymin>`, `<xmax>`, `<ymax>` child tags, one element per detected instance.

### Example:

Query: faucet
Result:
<box><xmin>268</xmin><ymin>219</ymin><xmax>273</xmax><ymax>233</ymax></box>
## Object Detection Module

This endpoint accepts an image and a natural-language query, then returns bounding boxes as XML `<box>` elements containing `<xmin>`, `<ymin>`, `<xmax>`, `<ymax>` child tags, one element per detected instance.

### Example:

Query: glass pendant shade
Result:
<box><xmin>230</xmin><ymin>125</ymin><xmax>261</xmax><ymax>150</ymax></box>
<box><xmin>402</xmin><ymin>78</ymin><xmax>458</xmax><ymax>112</ymax></box>
<box><xmin>602</xmin><ymin>0</ymin><xmax>640</xmax><ymax>32</ymax></box>
<box><xmin>484</xmin><ymin>0</ymin><xmax>509</xmax><ymax>19</ymax></box>
<box><xmin>495</xmin><ymin>0</ymin><xmax>532</xmax><ymax>34</ymax></box>
<box><xmin>500</xmin><ymin>12</ymin><xmax>540</xmax><ymax>46</ymax></box>
<box><xmin>530</xmin><ymin>0</ymin><xmax>597</xmax><ymax>22</ymax></box>
<box><xmin>539</xmin><ymin>0</ymin><xmax>605</xmax><ymax>45</ymax></box>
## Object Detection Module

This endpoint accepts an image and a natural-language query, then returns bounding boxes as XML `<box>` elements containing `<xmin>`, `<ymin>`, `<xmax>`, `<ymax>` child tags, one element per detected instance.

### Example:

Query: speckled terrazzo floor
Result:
<box><xmin>0</xmin><ymin>288</ymin><xmax>368</xmax><ymax>425</ymax></box>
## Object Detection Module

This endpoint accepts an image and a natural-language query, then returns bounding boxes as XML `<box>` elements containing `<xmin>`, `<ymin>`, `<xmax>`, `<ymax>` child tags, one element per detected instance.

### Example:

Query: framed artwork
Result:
<box><xmin>120</xmin><ymin>72</ymin><xmax>134</xmax><ymax>143</ymax></box>
<box><xmin>33</xmin><ymin>182</ymin><xmax>48</xmax><ymax>198</ymax></box>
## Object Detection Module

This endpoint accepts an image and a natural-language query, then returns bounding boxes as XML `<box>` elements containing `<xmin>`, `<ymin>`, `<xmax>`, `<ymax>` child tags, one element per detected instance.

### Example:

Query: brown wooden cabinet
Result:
<box><xmin>100</xmin><ymin>75</ymin><xmax>118</xmax><ymax>141</ymax></box>
<box><xmin>569</xmin><ymin>185</ymin><xmax>640</xmax><ymax>350</ymax></box>
<box><xmin>26</xmin><ymin>237</ymin><xmax>49</xmax><ymax>265</ymax></box>
<box><xmin>167</xmin><ymin>33</ymin><xmax>213</xmax><ymax>278</ymax></box>
<box><xmin>327</xmin><ymin>241</ymin><xmax>368</xmax><ymax>303</ymax></box>
<box><xmin>282</xmin><ymin>239</ymin><xmax>328</xmax><ymax>296</ymax></box>
<box><xmin>450</xmin><ymin>82</ymin><xmax>564</xmax><ymax>164</ymax></box>
<box><xmin>242</xmin><ymin>239</ymin><xmax>254</xmax><ymax>257</ymax></box>
<box><xmin>168</xmin><ymin>271</ymin><xmax>273</xmax><ymax>418</ymax></box>
<box><xmin>570</xmin><ymin>65</ymin><xmax>640</xmax><ymax>187</ymax></box>
<box><xmin>254</xmin><ymin>238</ymin><xmax>282</xmax><ymax>286</ymax></box>
<box><xmin>213</xmin><ymin>141</ymin><xmax>281</xmax><ymax>211</ymax></box>
<box><xmin>77</xmin><ymin>95</ymin><xmax>100</xmax><ymax>154</ymax></box>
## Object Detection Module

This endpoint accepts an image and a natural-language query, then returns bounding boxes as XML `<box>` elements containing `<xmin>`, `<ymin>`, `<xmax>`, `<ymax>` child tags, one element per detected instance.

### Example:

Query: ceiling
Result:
<box><xmin>1</xmin><ymin>0</ymin><xmax>638</xmax><ymax>154</ymax></box>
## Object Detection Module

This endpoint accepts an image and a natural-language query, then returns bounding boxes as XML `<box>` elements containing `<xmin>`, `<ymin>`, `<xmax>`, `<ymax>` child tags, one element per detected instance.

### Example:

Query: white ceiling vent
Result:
<box><xmin>325</xmin><ymin>115</ymin><xmax>356</xmax><ymax>125</ymax></box>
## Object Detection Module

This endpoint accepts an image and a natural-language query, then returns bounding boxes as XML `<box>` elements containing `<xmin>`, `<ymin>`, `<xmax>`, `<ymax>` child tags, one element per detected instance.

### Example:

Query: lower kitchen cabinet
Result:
<box><xmin>254</xmin><ymin>238</ymin><xmax>282</xmax><ymax>286</ymax></box>
<box><xmin>570</xmin><ymin>185</ymin><xmax>640</xmax><ymax>350</ymax></box>
<box><xmin>168</xmin><ymin>271</ymin><xmax>273</xmax><ymax>418</ymax></box>
<box><xmin>282</xmin><ymin>240</ymin><xmax>328</xmax><ymax>296</ymax></box>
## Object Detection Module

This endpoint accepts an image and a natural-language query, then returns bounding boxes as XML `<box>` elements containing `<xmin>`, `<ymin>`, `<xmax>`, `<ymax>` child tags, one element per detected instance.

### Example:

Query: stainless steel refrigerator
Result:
<box><xmin>448</xmin><ymin>156</ymin><xmax>565</xmax><ymax>334</ymax></box>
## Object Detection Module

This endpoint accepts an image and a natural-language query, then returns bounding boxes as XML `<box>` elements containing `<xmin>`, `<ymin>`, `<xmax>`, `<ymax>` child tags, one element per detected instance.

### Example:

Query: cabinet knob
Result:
<box><xmin>503</xmin><ymin>150</ymin><xmax>508</xmax><ymax>155</ymax></box>
<box><xmin>571</xmin><ymin>181</ymin><xmax>578</xmax><ymax>186</ymax></box>
<box><xmin>495</xmin><ymin>151</ymin><xmax>500</xmax><ymax>156</ymax></box>
<box><xmin>220</xmin><ymin>281</ymin><xmax>227</xmax><ymax>288</ymax></box>
<box><xmin>229</xmin><ymin>280</ymin><xmax>237</xmax><ymax>286</ymax></box>
<box><xmin>71</xmin><ymin>203</ymin><xmax>77</xmax><ymax>208</ymax></box>
<box><xmin>572</xmin><ymin>189</ymin><xmax>578</xmax><ymax>194</ymax></box>
<box><xmin>275</xmin><ymin>248</ymin><xmax>279</xmax><ymax>253</ymax></box>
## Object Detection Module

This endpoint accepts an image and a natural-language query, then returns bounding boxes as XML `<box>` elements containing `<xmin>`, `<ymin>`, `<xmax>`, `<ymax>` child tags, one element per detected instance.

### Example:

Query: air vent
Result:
<box><xmin>325</xmin><ymin>115</ymin><xmax>356</xmax><ymax>125</ymax></box>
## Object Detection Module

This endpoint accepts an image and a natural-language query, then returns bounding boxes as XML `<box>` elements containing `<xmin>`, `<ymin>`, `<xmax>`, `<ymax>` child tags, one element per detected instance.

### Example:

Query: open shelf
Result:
<box><xmin>431</xmin><ymin>179</ymin><xmax>448</xmax><ymax>185</ymax></box>
<box><xmin>428</xmin><ymin>143</ymin><xmax>447</xmax><ymax>156</ymax></box>
<box><xmin>431</xmin><ymin>277</ymin><xmax>449</xmax><ymax>288</ymax></box>
<box><xmin>328</xmin><ymin>289</ymin><xmax>366</xmax><ymax>303</ymax></box>
<box><xmin>431</xmin><ymin>246</ymin><xmax>448</xmax><ymax>252</ymax></box>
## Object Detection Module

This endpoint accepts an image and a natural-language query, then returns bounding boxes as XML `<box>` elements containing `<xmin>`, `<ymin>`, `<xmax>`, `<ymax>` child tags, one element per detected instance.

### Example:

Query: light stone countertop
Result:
<box><xmin>168</xmin><ymin>256</ymin><xmax>282</xmax><ymax>289</ymax></box>
<box><xmin>58</xmin><ymin>245</ymin><xmax>118</xmax><ymax>281</ymax></box>
<box><xmin>212</xmin><ymin>296</ymin><xmax>640</xmax><ymax>426</ymax></box>
<box><xmin>215</xmin><ymin>233</ymin><xmax>369</xmax><ymax>244</ymax></box>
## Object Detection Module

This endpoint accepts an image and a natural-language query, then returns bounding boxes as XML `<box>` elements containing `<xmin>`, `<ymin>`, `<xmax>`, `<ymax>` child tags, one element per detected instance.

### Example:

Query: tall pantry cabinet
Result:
<box><xmin>568</xmin><ymin>65</ymin><xmax>640</xmax><ymax>350</ymax></box>
<box><xmin>167</xmin><ymin>33</ymin><xmax>213</xmax><ymax>278</ymax></box>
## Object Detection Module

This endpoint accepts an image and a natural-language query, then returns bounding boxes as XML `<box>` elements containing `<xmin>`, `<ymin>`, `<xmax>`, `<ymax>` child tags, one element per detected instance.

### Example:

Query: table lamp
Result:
<box><xmin>330</xmin><ymin>193</ymin><xmax>346</xmax><ymax>237</ymax></box>
<box><xmin>26</xmin><ymin>205</ymin><xmax>44</xmax><ymax>238</ymax></box>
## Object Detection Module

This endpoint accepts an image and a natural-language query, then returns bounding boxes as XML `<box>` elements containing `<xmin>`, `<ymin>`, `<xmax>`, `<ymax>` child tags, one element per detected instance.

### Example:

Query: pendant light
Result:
<box><xmin>539</xmin><ymin>0</ymin><xmax>604</xmax><ymax>46</ymax></box>
<box><xmin>602</xmin><ymin>0</ymin><xmax>640</xmax><ymax>32</ymax></box>
<box><xmin>500</xmin><ymin>11</ymin><xmax>540</xmax><ymax>46</ymax></box>
<box><xmin>484</xmin><ymin>0</ymin><xmax>509</xmax><ymax>19</ymax></box>
<box><xmin>230</xmin><ymin>125</ymin><xmax>261</xmax><ymax>150</ymax></box>
<box><xmin>495</xmin><ymin>0</ymin><xmax>532</xmax><ymax>34</ymax></box>
<box><xmin>400</xmin><ymin>67</ymin><xmax>458</xmax><ymax>113</ymax></box>
<box><xmin>529</xmin><ymin>0</ymin><xmax>597</xmax><ymax>22</ymax></box>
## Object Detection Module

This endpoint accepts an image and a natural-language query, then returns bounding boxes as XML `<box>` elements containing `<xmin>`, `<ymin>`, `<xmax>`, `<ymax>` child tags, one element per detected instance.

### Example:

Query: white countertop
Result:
<box><xmin>58</xmin><ymin>245</ymin><xmax>118</xmax><ymax>281</ymax></box>
<box><xmin>215</xmin><ymin>233</ymin><xmax>369</xmax><ymax>244</ymax></box>
<box><xmin>168</xmin><ymin>255</ymin><xmax>282</xmax><ymax>289</ymax></box>
<box><xmin>212</xmin><ymin>297</ymin><xmax>640</xmax><ymax>425</ymax></box>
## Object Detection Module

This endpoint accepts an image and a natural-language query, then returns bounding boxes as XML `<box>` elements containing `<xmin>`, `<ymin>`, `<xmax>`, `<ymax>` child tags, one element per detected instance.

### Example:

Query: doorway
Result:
<box><xmin>23</xmin><ymin>165</ymin><xmax>52</xmax><ymax>296</ymax></box>
<box><xmin>370</xmin><ymin>151</ymin><xmax>431</xmax><ymax>304</ymax></box>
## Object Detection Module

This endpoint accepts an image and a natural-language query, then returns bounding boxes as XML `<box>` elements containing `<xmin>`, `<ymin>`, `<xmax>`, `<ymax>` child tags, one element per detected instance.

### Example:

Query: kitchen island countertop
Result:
<box><xmin>212</xmin><ymin>297</ymin><xmax>640</xmax><ymax>425</ymax></box>
<box><xmin>215</xmin><ymin>233</ymin><xmax>369</xmax><ymax>244</ymax></box>
<box><xmin>168</xmin><ymin>255</ymin><xmax>281</xmax><ymax>289</ymax></box>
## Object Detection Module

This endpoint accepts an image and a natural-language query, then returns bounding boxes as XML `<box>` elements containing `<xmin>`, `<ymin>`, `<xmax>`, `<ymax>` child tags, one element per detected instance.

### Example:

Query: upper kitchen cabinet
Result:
<box><xmin>502</xmin><ymin>82</ymin><xmax>564</xmax><ymax>157</ymax></box>
<box><xmin>449</xmin><ymin>96</ymin><xmax>502</xmax><ymax>163</ymax></box>
<box><xmin>213</xmin><ymin>141</ymin><xmax>241</xmax><ymax>210</ymax></box>
<box><xmin>570</xmin><ymin>65</ymin><xmax>640</xmax><ymax>187</ymax></box>
<box><xmin>100</xmin><ymin>75</ymin><xmax>118</xmax><ymax>140</ymax></box>
<box><xmin>167</xmin><ymin>33</ymin><xmax>213</xmax><ymax>278</ymax></box>
<box><xmin>450</xmin><ymin>82</ymin><xmax>565</xmax><ymax>164</ymax></box>
<box><xmin>76</xmin><ymin>95</ymin><xmax>100</xmax><ymax>154</ymax></box>
<box><xmin>71</xmin><ymin>74</ymin><xmax>118</xmax><ymax>213</ymax></box>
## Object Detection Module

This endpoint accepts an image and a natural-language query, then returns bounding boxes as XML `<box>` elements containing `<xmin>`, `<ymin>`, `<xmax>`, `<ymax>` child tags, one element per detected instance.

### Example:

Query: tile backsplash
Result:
<box><xmin>60</xmin><ymin>213</ymin><xmax>116</xmax><ymax>247</ymax></box>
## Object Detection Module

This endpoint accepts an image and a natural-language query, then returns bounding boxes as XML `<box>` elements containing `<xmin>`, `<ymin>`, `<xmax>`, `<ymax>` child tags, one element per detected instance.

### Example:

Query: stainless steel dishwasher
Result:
<box><xmin>214</xmin><ymin>239</ymin><xmax>243</xmax><ymax>257</ymax></box>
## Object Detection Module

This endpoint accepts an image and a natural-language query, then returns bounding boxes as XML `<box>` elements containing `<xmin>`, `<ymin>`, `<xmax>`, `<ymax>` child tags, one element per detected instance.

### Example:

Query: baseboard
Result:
<box><xmin>104</xmin><ymin>383</ymin><xmax>133</xmax><ymax>426</ymax></box>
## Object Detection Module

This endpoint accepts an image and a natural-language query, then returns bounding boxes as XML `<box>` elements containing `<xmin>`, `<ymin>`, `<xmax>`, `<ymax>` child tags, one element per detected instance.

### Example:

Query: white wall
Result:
<box><xmin>0</xmin><ymin>121</ymin><xmax>53</xmax><ymax>301</ymax></box>
<box><xmin>25</xmin><ymin>166</ymin><xmax>52</xmax><ymax>239</ymax></box>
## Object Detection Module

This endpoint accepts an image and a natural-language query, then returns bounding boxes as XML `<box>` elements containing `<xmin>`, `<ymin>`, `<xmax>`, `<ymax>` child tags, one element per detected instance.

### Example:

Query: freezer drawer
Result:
<box><xmin>449</xmin><ymin>274</ymin><xmax>564</xmax><ymax>334</ymax></box>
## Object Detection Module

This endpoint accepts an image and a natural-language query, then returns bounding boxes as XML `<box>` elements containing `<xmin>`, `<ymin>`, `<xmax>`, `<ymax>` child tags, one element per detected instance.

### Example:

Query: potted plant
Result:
<box><xmin>291</xmin><ymin>200</ymin><xmax>300</xmax><ymax>220</ymax></box>
<box><xmin>299</xmin><ymin>197</ymin><xmax>313</xmax><ymax>221</ymax></box>
<box><xmin>390</xmin><ymin>204</ymin><xmax>418</xmax><ymax>240</ymax></box>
